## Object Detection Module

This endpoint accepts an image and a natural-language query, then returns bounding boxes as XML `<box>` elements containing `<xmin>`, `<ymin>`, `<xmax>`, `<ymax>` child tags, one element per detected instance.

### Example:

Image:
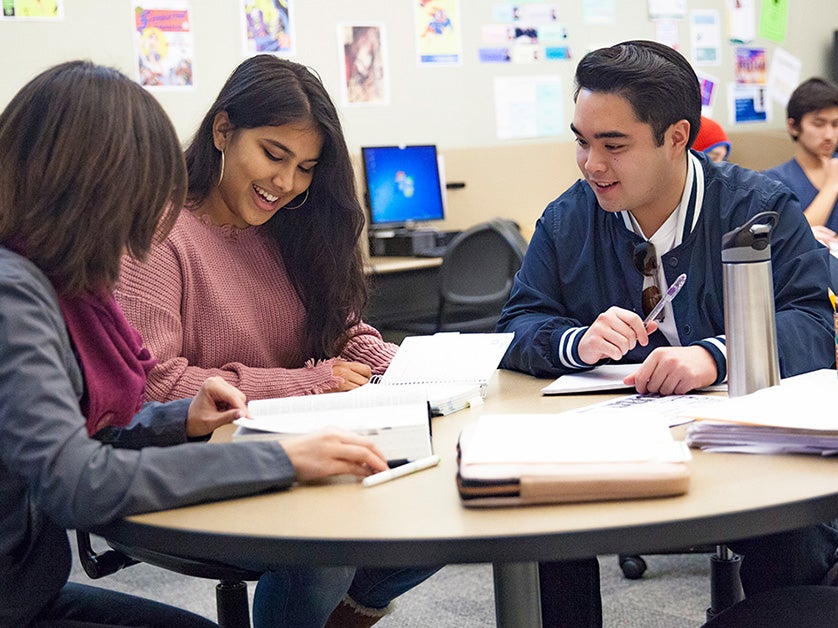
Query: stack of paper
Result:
<box><xmin>234</xmin><ymin>384</ymin><xmax>433</xmax><ymax>464</ymax></box>
<box><xmin>684</xmin><ymin>369</ymin><xmax>838</xmax><ymax>455</ymax></box>
<box><xmin>457</xmin><ymin>411</ymin><xmax>691</xmax><ymax>507</ymax></box>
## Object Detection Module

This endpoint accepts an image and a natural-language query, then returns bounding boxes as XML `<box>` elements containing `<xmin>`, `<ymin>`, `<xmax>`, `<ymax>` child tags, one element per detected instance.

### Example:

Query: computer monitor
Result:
<box><xmin>361</xmin><ymin>144</ymin><xmax>446</xmax><ymax>230</ymax></box>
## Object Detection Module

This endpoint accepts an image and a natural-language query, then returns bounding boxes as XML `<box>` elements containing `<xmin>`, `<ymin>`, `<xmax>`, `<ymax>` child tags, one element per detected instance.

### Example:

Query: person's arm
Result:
<box><xmin>117</xmin><ymin>244</ymin><xmax>343</xmax><ymax>402</ymax></box>
<box><xmin>497</xmin><ymin>208</ymin><xmax>602</xmax><ymax>377</ymax></box>
<box><xmin>802</xmin><ymin>156</ymin><xmax>838</xmax><ymax>229</ymax></box>
<box><xmin>338</xmin><ymin>321</ymin><xmax>398</xmax><ymax>374</ymax></box>
<box><xmin>0</xmin><ymin>261</ymin><xmax>297</xmax><ymax>530</ymax></box>
<box><xmin>768</xmin><ymin>188</ymin><xmax>836</xmax><ymax>376</ymax></box>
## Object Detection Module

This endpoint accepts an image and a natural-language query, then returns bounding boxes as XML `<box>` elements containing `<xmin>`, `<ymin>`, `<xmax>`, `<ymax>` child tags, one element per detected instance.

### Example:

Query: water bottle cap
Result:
<box><xmin>721</xmin><ymin>211</ymin><xmax>778</xmax><ymax>263</ymax></box>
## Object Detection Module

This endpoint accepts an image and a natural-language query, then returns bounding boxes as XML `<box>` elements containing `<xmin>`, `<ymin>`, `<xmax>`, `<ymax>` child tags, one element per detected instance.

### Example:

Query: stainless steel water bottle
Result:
<box><xmin>722</xmin><ymin>211</ymin><xmax>781</xmax><ymax>398</ymax></box>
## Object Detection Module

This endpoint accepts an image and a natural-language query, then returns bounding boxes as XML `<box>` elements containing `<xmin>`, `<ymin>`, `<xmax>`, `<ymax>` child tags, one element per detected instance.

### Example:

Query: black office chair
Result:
<box><xmin>77</xmin><ymin>530</ymin><xmax>261</xmax><ymax>628</ymax></box>
<box><xmin>382</xmin><ymin>218</ymin><xmax>527</xmax><ymax>335</ymax></box>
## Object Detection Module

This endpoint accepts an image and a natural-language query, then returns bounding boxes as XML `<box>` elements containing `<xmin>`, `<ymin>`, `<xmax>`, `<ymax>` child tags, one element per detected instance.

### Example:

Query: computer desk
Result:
<box><xmin>95</xmin><ymin>370</ymin><xmax>838</xmax><ymax>627</ymax></box>
<box><xmin>364</xmin><ymin>255</ymin><xmax>442</xmax><ymax>328</ymax></box>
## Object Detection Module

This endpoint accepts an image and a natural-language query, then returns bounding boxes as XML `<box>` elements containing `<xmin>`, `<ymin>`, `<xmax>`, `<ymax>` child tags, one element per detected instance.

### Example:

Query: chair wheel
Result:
<box><xmin>619</xmin><ymin>555</ymin><xmax>648</xmax><ymax>579</ymax></box>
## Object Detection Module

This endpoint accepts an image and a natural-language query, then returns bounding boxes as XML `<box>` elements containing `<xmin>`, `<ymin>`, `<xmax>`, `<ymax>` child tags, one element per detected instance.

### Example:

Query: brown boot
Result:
<box><xmin>323</xmin><ymin>595</ymin><xmax>392</xmax><ymax>628</ymax></box>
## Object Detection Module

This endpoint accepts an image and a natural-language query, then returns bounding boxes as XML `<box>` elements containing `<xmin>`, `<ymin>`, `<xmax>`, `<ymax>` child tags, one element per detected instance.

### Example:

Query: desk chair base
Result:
<box><xmin>618</xmin><ymin>544</ymin><xmax>743</xmax><ymax>622</ymax></box>
<box><xmin>706</xmin><ymin>548</ymin><xmax>744</xmax><ymax>622</ymax></box>
<box><xmin>217</xmin><ymin>580</ymin><xmax>251</xmax><ymax>628</ymax></box>
<box><xmin>76</xmin><ymin>531</ymin><xmax>259</xmax><ymax>628</ymax></box>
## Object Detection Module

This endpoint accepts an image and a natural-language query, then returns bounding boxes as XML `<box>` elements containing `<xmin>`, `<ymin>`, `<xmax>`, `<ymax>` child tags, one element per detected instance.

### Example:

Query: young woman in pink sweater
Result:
<box><xmin>116</xmin><ymin>55</ymin><xmax>436</xmax><ymax>627</ymax></box>
<box><xmin>117</xmin><ymin>56</ymin><xmax>397</xmax><ymax>405</ymax></box>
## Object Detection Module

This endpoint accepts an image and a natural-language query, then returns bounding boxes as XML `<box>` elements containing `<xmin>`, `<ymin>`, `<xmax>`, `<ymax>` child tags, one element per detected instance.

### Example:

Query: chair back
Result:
<box><xmin>436</xmin><ymin>219</ymin><xmax>526</xmax><ymax>331</ymax></box>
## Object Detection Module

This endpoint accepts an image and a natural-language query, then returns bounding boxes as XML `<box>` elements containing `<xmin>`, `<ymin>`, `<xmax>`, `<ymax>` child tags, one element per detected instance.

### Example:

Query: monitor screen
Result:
<box><xmin>361</xmin><ymin>145</ymin><xmax>445</xmax><ymax>229</ymax></box>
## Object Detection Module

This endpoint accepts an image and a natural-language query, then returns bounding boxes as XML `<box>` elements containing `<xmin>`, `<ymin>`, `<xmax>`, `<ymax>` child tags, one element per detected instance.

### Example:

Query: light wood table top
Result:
<box><xmin>99</xmin><ymin>370</ymin><xmax>838</xmax><ymax>570</ymax></box>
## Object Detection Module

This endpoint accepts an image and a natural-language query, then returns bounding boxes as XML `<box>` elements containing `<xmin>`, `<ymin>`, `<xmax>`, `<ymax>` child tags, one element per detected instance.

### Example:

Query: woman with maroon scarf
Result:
<box><xmin>0</xmin><ymin>60</ymin><xmax>389</xmax><ymax>628</ymax></box>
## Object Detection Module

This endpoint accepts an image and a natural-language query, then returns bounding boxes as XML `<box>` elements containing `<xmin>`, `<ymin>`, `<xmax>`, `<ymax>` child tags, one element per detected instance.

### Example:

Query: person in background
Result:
<box><xmin>763</xmin><ymin>77</ymin><xmax>838</xmax><ymax>249</ymax></box>
<box><xmin>496</xmin><ymin>40</ymin><xmax>838</xmax><ymax>626</ymax></box>
<box><xmin>116</xmin><ymin>54</ymin><xmax>437</xmax><ymax>628</ymax></box>
<box><xmin>693</xmin><ymin>115</ymin><xmax>731</xmax><ymax>163</ymax></box>
<box><xmin>0</xmin><ymin>60</ymin><xmax>391</xmax><ymax>628</ymax></box>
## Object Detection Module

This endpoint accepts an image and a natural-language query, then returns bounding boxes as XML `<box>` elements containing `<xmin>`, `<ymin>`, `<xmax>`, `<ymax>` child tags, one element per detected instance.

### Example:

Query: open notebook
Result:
<box><xmin>233</xmin><ymin>385</ymin><xmax>433</xmax><ymax>464</ymax></box>
<box><xmin>374</xmin><ymin>332</ymin><xmax>514</xmax><ymax>415</ymax></box>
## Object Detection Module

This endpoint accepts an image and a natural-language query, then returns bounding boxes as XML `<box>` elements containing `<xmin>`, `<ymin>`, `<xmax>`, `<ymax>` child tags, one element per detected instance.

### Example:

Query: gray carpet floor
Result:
<box><xmin>70</xmin><ymin>539</ymin><xmax>714</xmax><ymax>626</ymax></box>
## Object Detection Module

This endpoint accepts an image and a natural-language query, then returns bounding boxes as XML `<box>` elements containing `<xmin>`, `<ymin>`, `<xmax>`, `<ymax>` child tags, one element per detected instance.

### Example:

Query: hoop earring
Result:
<box><xmin>284</xmin><ymin>189</ymin><xmax>309</xmax><ymax>210</ymax></box>
<box><xmin>216</xmin><ymin>151</ymin><xmax>225</xmax><ymax>187</ymax></box>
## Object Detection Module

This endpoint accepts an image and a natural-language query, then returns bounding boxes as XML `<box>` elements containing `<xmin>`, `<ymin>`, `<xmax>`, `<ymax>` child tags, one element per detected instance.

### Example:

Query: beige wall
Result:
<box><xmin>393</xmin><ymin>131</ymin><xmax>799</xmax><ymax>241</ymax></box>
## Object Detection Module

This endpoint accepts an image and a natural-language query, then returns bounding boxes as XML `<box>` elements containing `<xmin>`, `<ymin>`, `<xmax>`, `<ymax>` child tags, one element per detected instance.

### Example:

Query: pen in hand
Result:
<box><xmin>643</xmin><ymin>273</ymin><xmax>687</xmax><ymax>326</ymax></box>
<box><xmin>362</xmin><ymin>454</ymin><xmax>441</xmax><ymax>488</ymax></box>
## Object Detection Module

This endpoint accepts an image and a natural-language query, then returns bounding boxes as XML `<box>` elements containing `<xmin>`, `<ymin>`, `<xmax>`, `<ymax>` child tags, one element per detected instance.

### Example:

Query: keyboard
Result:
<box><xmin>413</xmin><ymin>230</ymin><xmax>462</xmax><ymax>257</ymax></box>
<box><xmin>414</xmin><ymin>244</ymin><xmax>450</xmax><ymax>258</ymax></box>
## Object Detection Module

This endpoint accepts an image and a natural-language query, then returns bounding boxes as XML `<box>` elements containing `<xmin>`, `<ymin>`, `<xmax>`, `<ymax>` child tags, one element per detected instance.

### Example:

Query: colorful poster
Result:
<box><xmin>480</xmin><ymin>3</ymin><xmax>571</xmax><ymax>65</ymax></box>
<box><xmin>2</xmin><ymin>0</ymin><xmax>62</xmax><ymax>19</ymax></box>
<box><xmin>729</xmin><ymin>83</ymin><xmax>769</xmax><ymax>124</ymax></box>
<box><xmin>697</xmin><ymin>72</ymin><xmax>719</xmax><ymax>116</ymax></box>
<box><xmin>338</xmin><ymin>23</ymin><xmax>389</xmax><ymax>106</ymax></box>
<box><xmin>414</xmin><ymin>0</ymin><xmax>462</xmax><ymax>65</ymax></box>
<box><xmin>758</xmin><ymin>0</ymin><xmax>789</xmax><ymax>44</ymax></box>
<box><xmin>241</xmin><ymin>0</ymin><xmax>294</xmax><ymax>56</ymax></box>
<box><xmin>132</xmin><ymin>1</ymin><xmax>195</xmax><ymax>89</ymax></box>
<box><xmin>734</xmin><ymin>47</ymin><xmax>767</xmax><ymax>85</ymax></box>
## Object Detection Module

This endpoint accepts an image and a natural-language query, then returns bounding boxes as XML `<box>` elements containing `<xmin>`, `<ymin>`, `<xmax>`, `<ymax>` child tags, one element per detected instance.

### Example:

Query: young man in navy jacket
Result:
<box><xmin>498</xmin><ymin>40</ymin><xmax>837</xmax><ymax>626</ymax></box>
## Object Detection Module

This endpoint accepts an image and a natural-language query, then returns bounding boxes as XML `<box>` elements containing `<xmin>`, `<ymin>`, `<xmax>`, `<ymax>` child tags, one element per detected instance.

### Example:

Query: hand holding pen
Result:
<box><xmin>577</xmin><ymin>274</ymin><xmax>687</xmax><ymax>365</ymax></box>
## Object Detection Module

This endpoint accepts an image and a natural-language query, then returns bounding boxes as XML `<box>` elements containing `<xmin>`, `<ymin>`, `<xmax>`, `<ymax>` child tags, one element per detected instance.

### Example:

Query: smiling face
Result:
<box><xmin>571</xmin><ymin>89</ymin><xmax>690</xmax><ymax>236</ymax></box>
<box><xmin>203</xmin><ymin>112</ymin><xmax>323</xmax><ymax>228</ymax></box>
<box><xmin>791</xmin><ymin>106</ymin><xmax>838</xmax><ymax>161</ymax></box>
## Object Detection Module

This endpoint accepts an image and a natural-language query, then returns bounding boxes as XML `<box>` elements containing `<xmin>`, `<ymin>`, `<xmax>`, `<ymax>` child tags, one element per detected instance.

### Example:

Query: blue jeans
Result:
<box><xmin>32</xmin><ymin>581</ymin><xmax>216</xmax><ymax>627</ymax></box>
<box><xmin>252</xmin><ymin>565</ymin><xmax>440</xmax><ymax>628</ymax></box>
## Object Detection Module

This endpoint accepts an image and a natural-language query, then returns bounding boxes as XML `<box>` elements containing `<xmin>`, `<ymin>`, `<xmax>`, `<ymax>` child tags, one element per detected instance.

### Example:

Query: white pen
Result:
<box><xmin>643</xmin><ymin>273</ymin><xmax>687</xmax><ymax>326</ymax></box>
<box><xmin>362</xmin><ymin>454</ymin><xmax>441</xmax><ymax>488</ymax></box>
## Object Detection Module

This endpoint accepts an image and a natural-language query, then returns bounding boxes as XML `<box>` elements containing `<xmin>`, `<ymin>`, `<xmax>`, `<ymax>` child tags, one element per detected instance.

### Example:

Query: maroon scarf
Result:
<box><xmin>57</xmin><ymin>291</ymin><xmax>156</xmax><ymax>436</ymax></box>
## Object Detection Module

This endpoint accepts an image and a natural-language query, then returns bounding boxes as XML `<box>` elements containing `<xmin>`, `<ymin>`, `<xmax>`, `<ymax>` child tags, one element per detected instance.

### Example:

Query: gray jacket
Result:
<box><xmin>0</xmin><ymin>247</ymin><xmax>295</xmax><ymax>626</ymax></box>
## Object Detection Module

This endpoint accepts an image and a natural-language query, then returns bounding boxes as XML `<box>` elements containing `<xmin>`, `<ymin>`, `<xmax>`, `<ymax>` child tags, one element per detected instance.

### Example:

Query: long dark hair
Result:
<box><xmin>574</xmin><ymin>40</ymin><xmax>701</xmax><ymax>148</ymax></box>
<box><xmin>184</xmin><ymin>55</ymin><xmax>367</xmax><ymax>360</ymax></box>
<box><xmin>0</xmin><ymin>61</ymin><xmax>185</xmax><ymax>295</ymax></box>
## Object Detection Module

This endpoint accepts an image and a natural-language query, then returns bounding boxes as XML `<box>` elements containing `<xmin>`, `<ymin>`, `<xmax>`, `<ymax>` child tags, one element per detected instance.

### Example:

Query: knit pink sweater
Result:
<box><xmin>117</xmin><ymin>210</ymin><xmax>397</xmax><ymax>402</ymax></box>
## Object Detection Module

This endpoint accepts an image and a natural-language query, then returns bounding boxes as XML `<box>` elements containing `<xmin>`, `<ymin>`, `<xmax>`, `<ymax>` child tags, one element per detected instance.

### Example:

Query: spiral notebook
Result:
<box><xmin>374</xmin><ymin>332</ymin><xmax>514</xmax><ymax>414</ymax></box>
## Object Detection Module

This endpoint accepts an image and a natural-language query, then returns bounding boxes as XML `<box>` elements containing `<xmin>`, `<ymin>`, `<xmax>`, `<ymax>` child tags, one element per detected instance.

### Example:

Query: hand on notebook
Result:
<box><xmin>625</xmin><ymin>346</ymin><xmax>717</xmax><ymax>396</ymax></box>
<box><xmin>282</xmin><ymin>428</ymin><xmax>389</xmax><ymax>481</ymax></box>
<box><xmin>328</xmin><ymin>359</ymin><xmax>373</xmax><ymax>392</ymax></box>
<box><xmin>578</xmin><ymin>306</ymin><xmax>658</xmax><ymax>365</ymax></box>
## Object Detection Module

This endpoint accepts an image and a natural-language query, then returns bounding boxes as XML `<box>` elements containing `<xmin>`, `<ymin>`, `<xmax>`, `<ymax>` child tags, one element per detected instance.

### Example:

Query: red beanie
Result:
<box><xmin>694</xmin><ymin>116</ymin><xmax>731</xmax><ymax>158</ymax></box>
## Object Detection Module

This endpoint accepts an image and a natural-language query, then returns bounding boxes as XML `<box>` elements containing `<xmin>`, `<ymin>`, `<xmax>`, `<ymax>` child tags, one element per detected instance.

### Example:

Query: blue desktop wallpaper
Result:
<box><xmin>362</xmin><ymin>145</ymin><xmax>445</xmax><ymax>227</ymax></box>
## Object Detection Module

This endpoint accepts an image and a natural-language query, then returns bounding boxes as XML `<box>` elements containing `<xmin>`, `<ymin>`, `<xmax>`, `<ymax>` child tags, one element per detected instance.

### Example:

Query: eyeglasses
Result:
<box><xmin>633</xmin><ymin>241</ymin><xmax>663</xmax><ymax>321</ymax></box>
